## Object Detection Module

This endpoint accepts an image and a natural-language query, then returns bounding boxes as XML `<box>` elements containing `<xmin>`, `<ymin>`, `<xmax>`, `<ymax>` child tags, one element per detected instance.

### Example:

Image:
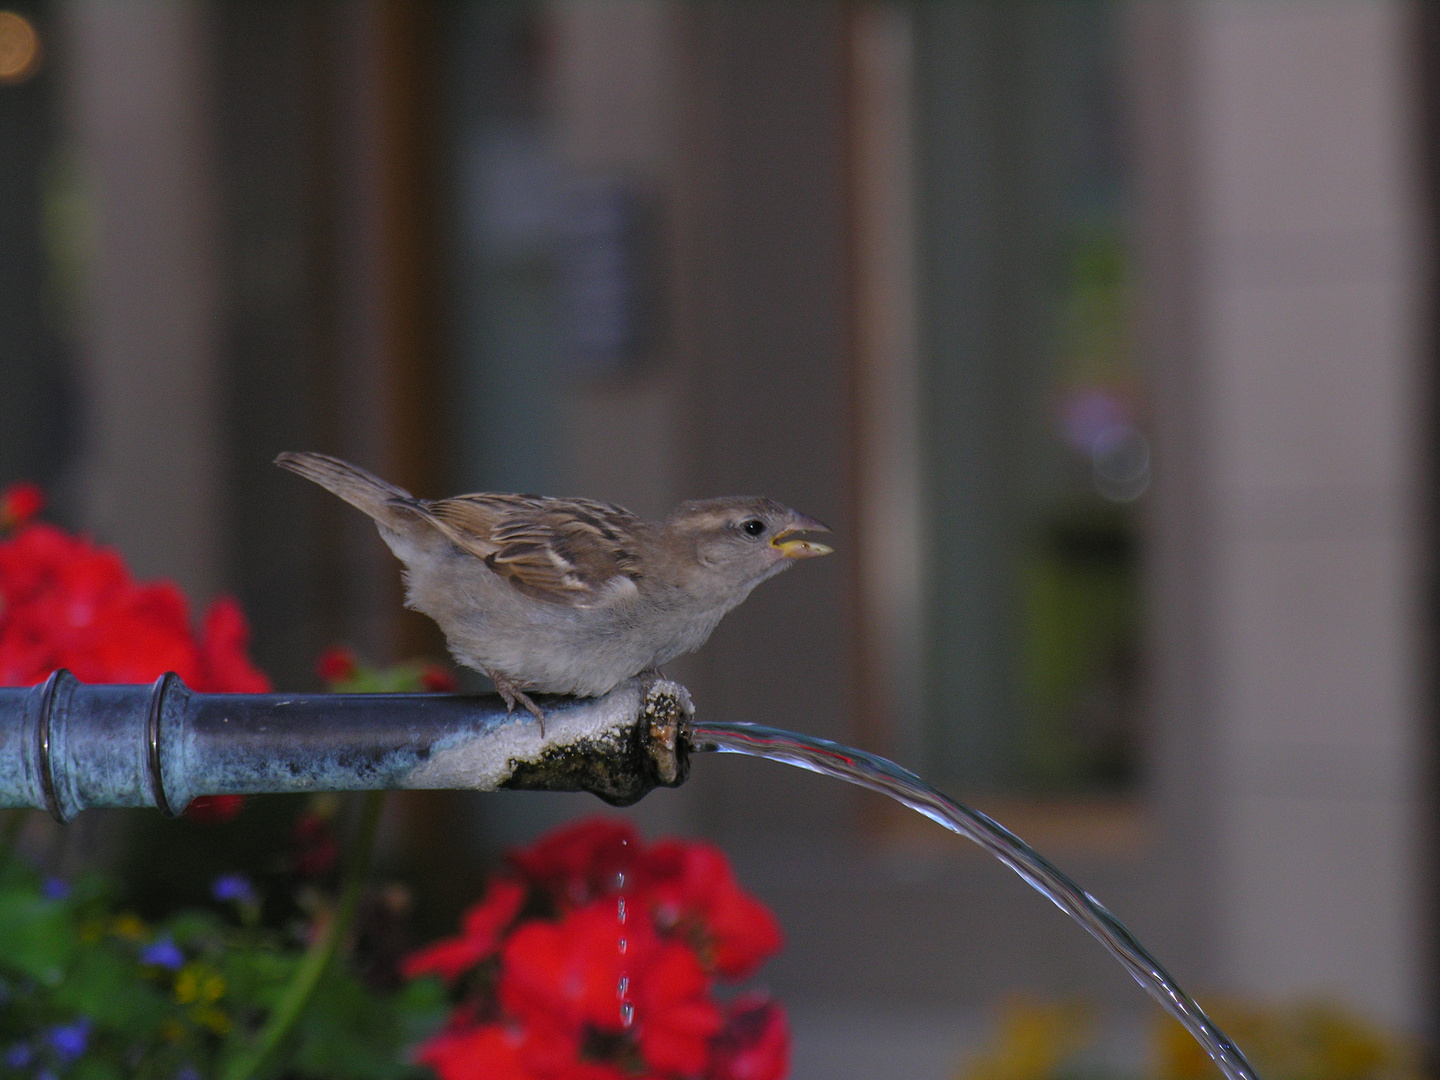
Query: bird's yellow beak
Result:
<box><xmin>771</xmin><ymin>528</ymin><xmax>833</xmax><ymax>559</ymax></box>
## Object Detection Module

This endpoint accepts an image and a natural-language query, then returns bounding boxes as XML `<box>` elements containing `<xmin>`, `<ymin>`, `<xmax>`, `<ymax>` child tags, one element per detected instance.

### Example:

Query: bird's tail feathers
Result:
<box><xmin>274</xmin><ymin>451</ymin><xmax>417</xmax><ymax>524</ymax></box>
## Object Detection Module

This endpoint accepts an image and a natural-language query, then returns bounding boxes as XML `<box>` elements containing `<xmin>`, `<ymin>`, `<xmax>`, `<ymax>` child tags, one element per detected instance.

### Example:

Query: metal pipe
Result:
<box><xmin>0</xmin><ymin>670</ymin><xmax>693</xmax><ymax>821</ymax></box>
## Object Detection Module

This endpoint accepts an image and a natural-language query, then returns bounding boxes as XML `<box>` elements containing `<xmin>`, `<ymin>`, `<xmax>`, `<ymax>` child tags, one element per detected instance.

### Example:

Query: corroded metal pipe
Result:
<box><xmin>0</xmin><ymin>670</ymin><xmax>692</xmax><ymax>821</ymax></box>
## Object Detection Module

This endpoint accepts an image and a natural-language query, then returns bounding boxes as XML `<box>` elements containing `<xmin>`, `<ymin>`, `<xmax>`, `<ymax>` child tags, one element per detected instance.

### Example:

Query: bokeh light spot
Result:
<box><xmin>0</xmin><ymin>11</ymin><xmax>41</xmax><ymax>85</ymax></box>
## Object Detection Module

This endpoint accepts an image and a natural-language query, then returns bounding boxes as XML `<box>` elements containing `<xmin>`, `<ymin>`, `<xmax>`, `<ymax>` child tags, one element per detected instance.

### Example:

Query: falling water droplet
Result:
<box><xmin>617</xmin><ymin>976</ymin><xmax>629</xmax><ymax>999</ymax></box>
<box><xmin>620</xmin><ymin>1001</ymin><xmax>634</xmax><ymax>1028</ymax></box>
<box><xmin>617</xmin><ymin>897</ymin><xmax>627</xmax><ymax>923</ymax></box>
<box><xmin>618</xmin><ymin>937</ymin><xmax>627</xmax><ymax>954</ymax></box>
<box><xmin>615</xmin><ymin>870</ymin><xmax>625</xmax><ymax>889</ymax></box>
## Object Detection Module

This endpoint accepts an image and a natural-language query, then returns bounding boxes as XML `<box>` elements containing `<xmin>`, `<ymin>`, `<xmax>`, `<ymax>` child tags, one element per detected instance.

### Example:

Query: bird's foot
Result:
<box><xmin>489</xmin><ymin>671</ymin><xmax>547</xmax><ymax>737</ymax></box>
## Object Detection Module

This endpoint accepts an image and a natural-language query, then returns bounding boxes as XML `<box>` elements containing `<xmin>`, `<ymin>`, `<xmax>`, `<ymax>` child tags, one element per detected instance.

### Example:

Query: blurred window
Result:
<box><xmin>916</xmin><ymin>4</ymin><xmax>1142</xmax><ymax>794</ymax></box>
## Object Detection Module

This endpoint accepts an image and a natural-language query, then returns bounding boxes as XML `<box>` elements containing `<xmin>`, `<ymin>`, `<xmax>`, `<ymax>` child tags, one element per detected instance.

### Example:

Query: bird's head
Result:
<box><xmin>663</xmin><ymin>496</ymin><xmax>832</xmax><ymax>599</ymax></box>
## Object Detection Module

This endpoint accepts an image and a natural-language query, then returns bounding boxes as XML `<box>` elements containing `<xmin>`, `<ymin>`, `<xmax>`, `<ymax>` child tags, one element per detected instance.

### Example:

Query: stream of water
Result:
<box><xmin>690</xmin><ymin>721</ymin><xmax>1259</xmax><ymax>1080</ymax></box>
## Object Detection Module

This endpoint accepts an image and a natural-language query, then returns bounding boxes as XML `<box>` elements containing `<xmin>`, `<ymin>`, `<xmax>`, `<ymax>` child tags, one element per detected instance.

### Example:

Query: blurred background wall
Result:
<box><xmin>0</xmin><ymin>1</ymin><xmax>1432</xmax><ymax>1077</ymax></box>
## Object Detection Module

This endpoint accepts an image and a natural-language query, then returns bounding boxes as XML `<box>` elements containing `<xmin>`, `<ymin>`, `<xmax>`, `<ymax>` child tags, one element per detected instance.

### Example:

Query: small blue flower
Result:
<box><xmin>37</xmin><ymin>1070</ymin><xmax>58</xmax><ymax>1080</ymax></box>
<box><xmin>175</xmin><ymin>1067</ymin><xmax>202</xmax><ymax>1080</ymax></box>
<box><xmin>211</xmin><ymin>873</ymin><xmax>255</xmax><ymax>905</ymax></box>
<box><xmin>140</xmin><ymin>935</ymin><xmax>184</xmax><ymax>970</ymax></box>
<box><xmin>47</xmin><ymin>1017</ymin><xmax>89</xmax><ymax>1062</ymax></box>
<box><xmin>41</xmin><ymin>877</ymin><xmax>69</xmax><ymax>900</ymax></box>
<box><xmin>3</xmin><ymin>1041</ymin><xmax>32</xmax><ymax>1068</ymax></box>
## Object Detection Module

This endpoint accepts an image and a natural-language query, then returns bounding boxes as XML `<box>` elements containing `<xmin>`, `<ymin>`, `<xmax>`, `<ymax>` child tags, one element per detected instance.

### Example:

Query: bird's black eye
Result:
<box><xmin>741</xmin><ymin>518</ymin><xmax>766</xmax><ymax>537</ymax></box>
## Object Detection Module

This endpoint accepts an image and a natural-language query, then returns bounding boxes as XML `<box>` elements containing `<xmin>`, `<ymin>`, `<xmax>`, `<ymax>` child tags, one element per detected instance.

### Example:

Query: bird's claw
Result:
<box><xmin>490</xmin><ymin>671</ymin><xmax>546</xmax><ymax>737</ymax></box>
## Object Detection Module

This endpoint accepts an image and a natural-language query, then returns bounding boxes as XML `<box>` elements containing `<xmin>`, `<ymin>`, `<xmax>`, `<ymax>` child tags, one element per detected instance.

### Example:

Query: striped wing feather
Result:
<box><xmin>421</xmin><ymin>494</ymin><xmax>646</xmax><ymax>607</ymax></box>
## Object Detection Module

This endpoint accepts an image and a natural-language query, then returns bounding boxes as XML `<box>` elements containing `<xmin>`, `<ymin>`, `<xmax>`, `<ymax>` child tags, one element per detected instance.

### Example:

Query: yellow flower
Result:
<box><xmin>1155</xmin><ymin>999</ymin><xmax>1420</xmax><ymax>1080</ymax></box>
<box><xmin>175</xmin><ymin>964</ymin><xmax>201</xmax><ymax>1003</ymax></box>
<box><xmin>955</xmin><ymin>1000</ymin><xmax>1094</xmax><ymax>1080</ymax></box>
<box><xmin>192</xmin><ymin>1006</ymin><xmax>232</xmax><ymax>1035</ymax></box>
<box><xmin>201</xmin><ymin>971</ymin><xmax>226</xmax><ymax>1003</ymax></box>
<box><xmin>111</xmin><ymin>913</ymin><xmax>146</xmax><ymax>940</ymax></box>
<box><xmin>175</xmin><ymin>963</ymin><xmax>226</xmax><ymax>1006</ymax></box>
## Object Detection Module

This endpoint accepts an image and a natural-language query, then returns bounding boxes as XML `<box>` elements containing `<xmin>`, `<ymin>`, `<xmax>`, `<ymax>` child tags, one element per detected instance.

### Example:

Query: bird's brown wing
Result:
<box><xmin>420</xmin><ymin>494</ymin><xmax>646</xmax><ymax>607</ymax></box>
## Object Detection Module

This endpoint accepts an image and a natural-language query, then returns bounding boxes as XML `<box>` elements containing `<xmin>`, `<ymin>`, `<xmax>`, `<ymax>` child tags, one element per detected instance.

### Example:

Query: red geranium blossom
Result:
<box><xmin>0</xmin><ymin>521</ymin><xmax>269</xmax><ymax>693</ymax></box>
<box><xmin>184</xmin><ymin>794</ymin><xmax>246</xmax><ymax>824</ymax></box>
<box><xmin>499</xmin><ymin>901</ymin><xmax>651</xmax><ymax>1033</ymax></box>
<box><xmin>418</xmin><ymin>1021</ymin><xmax>631</xmax><ymax>1080</ymax></box>
<box><xmin>0</xmin><ymin>482</ymin><xmax>44</xmax><ymax>528</ymax></box>
<box><xmin>316</xmin><ymin>645</ymin><xmax>359</xmax><ymax>685</ymax></box>
<box><xmin>404</xmin><ymin>878</ymin><xmax>528</xmax><ymax>983</ymax></box>
<box><xmin>0</xmin><ymin>493</ymin><xmax>271</xmax><ymax>821</ymax></box>
<box><xmin>197</xmin><ymin>597</ymin><xmax>271</xmax><ymax>693</ymax></box>
<box><xmin>707</xmin><ymin>996</ymin><xmax>790</xmax><ymax>1080</ymax></box>
<box><xmin>408</xmin><ymin>818</ymin><xmax>788</xmax><ymax>1080</ymax></box>
<box><xmin>508</xmin><ymin>817</ymin><xmax>640</xmax><ymax>909</ymax></box>
<box><xmin>628</xmin><ymin>939</ymin><xmax>724</xmax><ymax>1075</ymax></box>
<box><xmin>418</xmin><ymin>1024</ymin><xmax>531</xmax><ymax>1080</ymax></box>
<box><xmin>641</xmin><ymin>841</ymin><xmax>784</xmax><ymax>980</ymax></box>
<box><xmin>292</xmin><ymin>810</ymin><xmax>342</xmax><ymax>879</ymax></box>
<box><xmin>420</xmin><ymin>664</ymin><xmax>459</xmax><ymax>692</ymax></box>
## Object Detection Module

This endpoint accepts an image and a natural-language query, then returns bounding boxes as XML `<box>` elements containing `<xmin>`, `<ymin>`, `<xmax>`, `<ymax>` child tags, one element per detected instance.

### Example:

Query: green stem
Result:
<box><xmin>223</xmin><ymin>791</ymin><xmax>386</xmax><ymax>1080</ymax></box>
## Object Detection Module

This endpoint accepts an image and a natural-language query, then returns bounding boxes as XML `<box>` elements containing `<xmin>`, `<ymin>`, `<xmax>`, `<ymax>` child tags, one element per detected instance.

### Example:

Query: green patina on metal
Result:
<box><xmin>0</xmin><ymin>672</ymin><xmax>691</xmax><ymax>820</ymax></box>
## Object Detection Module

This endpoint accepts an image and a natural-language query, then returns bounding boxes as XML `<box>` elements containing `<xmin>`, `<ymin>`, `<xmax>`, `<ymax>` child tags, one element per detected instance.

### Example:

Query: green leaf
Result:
<box><xmin>165</xmin><ymin>909</ymin><xmax>227</xmax><ymax>942</ymax></box>
<box><xmin>285</xmin><ymin>969</ymin><xmax>437</xmax><ymax>1080</ymax></box>
<box><xmin>72</xmin><ymin>1056</ymin><xmax>125</xmax><ymax>1080</ymax></box>
<box><xmin>394</xmin><ymin>977</ymin><xmax>448</xmax><ymax>1044</ymax></box>
<box><xmin>0</xmin><ymin>890</ymin><xmax>76</xmax><ymax>982</ymax></box>
<box><xmin>220</xmin><ymin>944</ymin><xmax>298</xmax><ymax>1009</ymax></box>
<box><xmin>53</xmin><ymin>947</ymin><xmax>168</xmax><ymax>1029</ymax></box>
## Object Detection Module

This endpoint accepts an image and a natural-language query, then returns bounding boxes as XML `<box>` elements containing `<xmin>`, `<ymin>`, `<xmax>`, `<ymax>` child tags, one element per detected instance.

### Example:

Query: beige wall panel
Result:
<box><xmin>1208</xmin><ymin>281</ymin><xmax>1415</xmax><ymax>493</ymax></box>
<box><xmin>1217</xmin><ymin>793</ymin><xmax>1419</xmax><ymax>1023</ymax></box>
<box><xmin>1218</xmin><ymin>534</ymin><xmax>1413</xmax><ymax>756</ymax></box>
<box><xmin>1200</xmin><ymin>2</ymin><xmax>1412</xmax><ymax>239</ymax></box>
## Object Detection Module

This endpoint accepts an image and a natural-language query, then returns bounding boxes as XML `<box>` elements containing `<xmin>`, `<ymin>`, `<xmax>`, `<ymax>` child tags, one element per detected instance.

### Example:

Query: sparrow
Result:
<box><xmin>275</xmin><ymin>452</ymin><xmax>832</xmax><ymax>729</ymax></box>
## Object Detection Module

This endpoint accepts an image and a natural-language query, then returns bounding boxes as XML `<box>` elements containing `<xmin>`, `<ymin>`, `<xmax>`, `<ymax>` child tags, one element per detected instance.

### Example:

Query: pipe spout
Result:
<box><xmin>0</xmin><ymin>670</ymin><xmax>693</xmax><ymax>821</ymax></box>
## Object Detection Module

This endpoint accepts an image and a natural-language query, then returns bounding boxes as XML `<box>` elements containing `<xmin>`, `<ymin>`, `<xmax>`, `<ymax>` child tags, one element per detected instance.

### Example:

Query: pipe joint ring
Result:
<box><xmin>146</xmin><ymin>672</ymin><xmax>180</xmax><ymax>817</ymax></box>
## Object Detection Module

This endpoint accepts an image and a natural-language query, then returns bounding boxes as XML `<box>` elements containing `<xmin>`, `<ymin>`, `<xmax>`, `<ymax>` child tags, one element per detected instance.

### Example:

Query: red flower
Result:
<box><xmin>498</xmin><ymin>900</ymin><xmax>722</xmax><ymax>1076</ymax></box>
<box><xmin>417</xmin><ymin>1019</ymin><xmax>630</xmax><ymax>1080</ymax></box>
<box><xmin>420</xmin><ymin>664</ymin><xmax>459</xmax><ymax>692</ymax></box>
<box><xmin>197</xmin><ymin>597</ymin><xmax>270</xmax><ymax>692</ymax></box>
<box><xmin>1</xmin><ymin>482</ymin><xmax>44</xmax><ymax>529</ymax></box>
<box><xmin>641</xmin><ymin>841</ymin><xmax>783</xmax><ymax>980</ymax></box>
<box><xmin>0</xmin><ymin>506</ymin><xmax>271</xmax><ymax>824</ymax></box>
<box><xmin>404</xmin><ymin>878</ymin><xmax>528</xmax><ymax>983</ymax></box>
<box><xmin>707</xmin><ymin>996</ymin><xmax>790</xmax><ymax>1080</ymax></box>
<box><xmin>409</xmin><ymin>818</ymin><xmax>789</xmax><ymax>1080</ymax></box>
<box><xmin>631</xmin><ymin>939</ymin><xmax>723</xmax><ymax>1075</ymax></box>
<box><xmin>0</xmin><ymin>521</ymin><xmax>270</xmax><ymax>693</ymax></box>
<box><xmin>508</xmin><ymin>818</ymin><xmax>639</xmax><ymax>909</ymax></box>
<box><xmin>417</xmin><ymin>1023</ymin><xmax>534</xmax><ymax>1080</ymax></box>
<box><xmin>316</xmin><ymin>645</ymin><xmax>358</xmax><ymax>686</ymax></box>
<box><xmin>498</xmin><ymin>901</ymin><xmax>650</xmax><ymax>1033</ymax></box>
<box><xmin>184</xmin><ymin>795</ymin><xmax>245</xmax><ymax>823</ymax></box>
<box><xmin>292</xmin><ymin>811</ymin><xmax>341</xmax><ymax>878</ymax></box>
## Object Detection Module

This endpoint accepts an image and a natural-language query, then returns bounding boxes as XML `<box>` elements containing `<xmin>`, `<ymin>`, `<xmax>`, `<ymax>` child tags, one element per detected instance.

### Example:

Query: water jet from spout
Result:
<box><xmin>689</xmin><ymin>721</ymin><xmax>1259</xmax><ymax>1080</ymax></box>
